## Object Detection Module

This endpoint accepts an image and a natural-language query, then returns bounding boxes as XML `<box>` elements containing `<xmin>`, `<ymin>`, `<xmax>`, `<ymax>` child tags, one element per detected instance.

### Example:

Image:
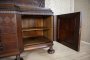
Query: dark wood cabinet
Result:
<box><xmin>0</xmin><ymin>0</ymin><xmax>81</xmax><ymax>60</ymax></box>
<box><xmin>0</xmin><ymin>0</ymin><xmax>55</xmax><ymax>59</ymax></box>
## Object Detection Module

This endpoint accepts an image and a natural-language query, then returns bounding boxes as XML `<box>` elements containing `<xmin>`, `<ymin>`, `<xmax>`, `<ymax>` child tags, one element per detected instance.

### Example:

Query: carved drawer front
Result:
<box><xmin>0</xmin><ymin>14</ymin><xmax>17</xmax><ymax>34</ymax></box>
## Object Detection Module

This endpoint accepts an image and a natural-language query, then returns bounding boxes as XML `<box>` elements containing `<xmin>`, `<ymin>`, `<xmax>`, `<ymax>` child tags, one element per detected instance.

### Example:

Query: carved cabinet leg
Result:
<box><xmin>47</xmin><ymin>45</ymin><xmax>55</xmax><ymax>54</ymax></box>
<box><xmin>15</xmin><ymin>54</ymin><xmax>23</xmax><ymax>60</ymax></box>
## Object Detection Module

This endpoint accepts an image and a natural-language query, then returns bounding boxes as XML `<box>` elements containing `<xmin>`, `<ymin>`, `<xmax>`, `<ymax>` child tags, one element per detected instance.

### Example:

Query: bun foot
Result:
<box><xmin>47</xmin><ymin>49</ymin><xmax>55</xmax><ymax>54</ymax></box>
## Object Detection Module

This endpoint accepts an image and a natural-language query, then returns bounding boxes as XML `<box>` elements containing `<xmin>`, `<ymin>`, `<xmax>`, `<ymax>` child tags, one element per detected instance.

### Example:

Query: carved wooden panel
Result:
<box><xmin>16</xmin><ymin>0</ymin><xmax>45</xmax><ymax>7</ymax></box>
<box><xmin>0</xmin><ymin>13</ymin><xmax>19</xmax><ymax>56</ymax></box>
<box><xmin>0</xmin><ymin>0</ymin><xmax>45</xmax><ymax>7</ymax></box>
<box><xmin>0</xmin><ymin>14</ymin><xmax>17</xmax><ymax>34</ymax></box>
<box><xmin>0</xmin><ymin>13</ymin><xmax>24</xmax><ymax>57</ymax></box>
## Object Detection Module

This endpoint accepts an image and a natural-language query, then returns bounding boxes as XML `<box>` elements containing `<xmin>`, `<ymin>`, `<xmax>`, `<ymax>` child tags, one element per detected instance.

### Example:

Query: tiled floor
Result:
<box><xmin>1</xmin><ymin>41</ymin><xmax>90</xmax><ymax>60</ymax></box>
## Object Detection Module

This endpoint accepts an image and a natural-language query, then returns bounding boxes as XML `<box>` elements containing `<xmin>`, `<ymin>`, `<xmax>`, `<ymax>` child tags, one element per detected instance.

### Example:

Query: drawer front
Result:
<box><xmin>0</xmin><ymin>14</ymin><xmax>17</xmax><ymax>34</ymax></box>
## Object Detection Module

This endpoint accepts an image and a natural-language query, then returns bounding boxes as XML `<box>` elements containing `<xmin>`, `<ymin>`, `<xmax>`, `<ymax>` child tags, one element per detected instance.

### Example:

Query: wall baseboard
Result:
<box><xmin>81</xmin><ymin>41</ymin><xmax>90</xmax><ymax>45</ymax></box>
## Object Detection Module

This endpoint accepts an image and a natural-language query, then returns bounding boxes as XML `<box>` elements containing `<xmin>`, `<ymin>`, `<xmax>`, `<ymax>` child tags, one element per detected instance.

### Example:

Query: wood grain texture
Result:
<box><xmin>56</xmin><ymin>12</ymin><xmax>80</xmax><ymax>51</ymax></box>
<box><xmin>0</xmin><ymin>13</ymin><xmax>22</xmax><ymax>57</ymax></box>
<box><xmin>21</xmin><ymin>15</ymin><xmax>53</xmax><ymax>51</ymax></box>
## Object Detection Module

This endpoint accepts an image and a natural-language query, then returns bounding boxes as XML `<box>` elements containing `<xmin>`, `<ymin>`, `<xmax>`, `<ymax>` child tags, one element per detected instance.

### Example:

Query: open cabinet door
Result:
<box><xmin>56</xmin><ymin>12</ymin><xmax>80</xmax><ymax>51</ymax></box>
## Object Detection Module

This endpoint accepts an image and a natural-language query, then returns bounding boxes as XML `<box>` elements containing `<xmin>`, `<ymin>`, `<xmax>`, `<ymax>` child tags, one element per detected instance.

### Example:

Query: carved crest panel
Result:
<box><xmin>0</xmin><ymin>0</ymin><xmax>45</xmax><ymax>7</ymax></box>
<box><xmin>0</xmin><ymin>14</ymin><xmax>17</xmax><ymax>34</ymax></box>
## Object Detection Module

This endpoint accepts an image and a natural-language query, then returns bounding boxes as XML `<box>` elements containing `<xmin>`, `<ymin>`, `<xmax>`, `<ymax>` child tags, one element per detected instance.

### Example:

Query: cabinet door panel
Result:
<box><xmin>0</xmin><ymin>13</ymin><xmax>22</xmax><ymax>57</ymax></box>
<box><xmin>57</xmin><ymin>12</ymin><xmax>80</xmax><ymax>51</ymax></box>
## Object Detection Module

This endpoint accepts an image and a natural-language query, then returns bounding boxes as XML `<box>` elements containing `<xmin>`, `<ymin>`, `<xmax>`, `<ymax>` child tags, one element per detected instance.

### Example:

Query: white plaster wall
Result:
<box><xmin>74</xmin><ymin>0</ymin><xmax>90</xmax><ymax>43</ymax></box>
<box><xmin>45</xmin><ymin>0</ymin><xmax>51</xmax><ymax>8</ymax></box>
<box><xmin>87</xmin><ymin>0</ymin><xmax>90</xmax><ymax>43</ymax></box>
<box><xmin>45</xmin><ymin>0</ymin><xmax>74</xmax><ymax>15</ymax></box>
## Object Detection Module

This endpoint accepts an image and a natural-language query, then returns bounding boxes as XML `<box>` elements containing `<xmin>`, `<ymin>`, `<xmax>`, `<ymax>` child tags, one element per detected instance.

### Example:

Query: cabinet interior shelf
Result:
<box><xmin>22</xmin><ymin>27</ymin><xmax>49</xmax><ymax>32</ymax></box>
<box><xmin>23</xmin><ymin>36</ymin><xmax>51</xmax><ymax>47</ymax></box>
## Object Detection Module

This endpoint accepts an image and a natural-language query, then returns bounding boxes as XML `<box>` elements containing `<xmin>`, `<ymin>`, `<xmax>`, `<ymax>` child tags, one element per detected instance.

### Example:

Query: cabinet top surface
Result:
<box><xmin>0</xmin><ymin>1</ymin><xmax>53</xmax><ymax>15</ymax></box>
